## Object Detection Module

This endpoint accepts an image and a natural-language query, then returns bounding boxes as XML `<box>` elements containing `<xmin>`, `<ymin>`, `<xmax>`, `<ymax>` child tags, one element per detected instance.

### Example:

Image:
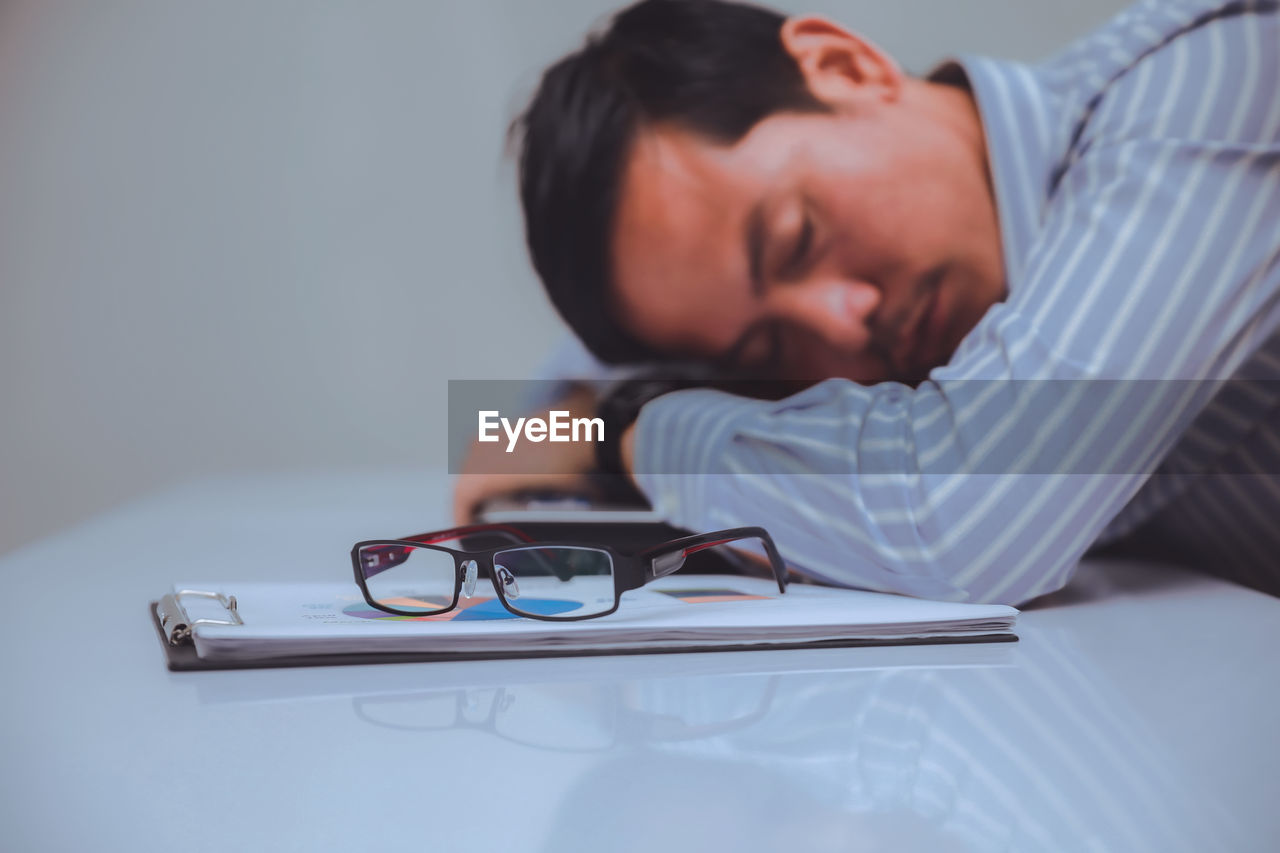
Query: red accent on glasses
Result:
<box><xmin>398</xmin><ymin>523</ymin><xmax>537</xmax><ymax>547</ymax></box>
<box><xmin>358</xmin><ymin>523</ymin><xmax>539</xmax><ymax>578</ymax></box>
<box><xmin>682</xmin><ymin>538</ymin><xmax>736</xmax><ymax>557</ymax></box>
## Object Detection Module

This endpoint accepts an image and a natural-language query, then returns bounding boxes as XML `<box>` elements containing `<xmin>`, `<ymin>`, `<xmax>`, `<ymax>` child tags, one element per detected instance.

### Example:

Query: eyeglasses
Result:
<box><xmin>350</xmin><ymin>523</ymin><xmax>787</xmax><ymax>622</ymax></box>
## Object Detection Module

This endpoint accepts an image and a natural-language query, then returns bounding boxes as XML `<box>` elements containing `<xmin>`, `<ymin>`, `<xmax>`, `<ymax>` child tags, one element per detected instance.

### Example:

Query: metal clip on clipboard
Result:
<box><xmin>156</xmin><ymin>589</ymin><xmax>242</xmax><ymax>645</ymax></box>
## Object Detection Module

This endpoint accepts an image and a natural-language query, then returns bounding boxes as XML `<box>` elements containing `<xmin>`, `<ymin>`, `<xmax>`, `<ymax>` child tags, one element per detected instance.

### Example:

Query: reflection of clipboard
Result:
<box><xmin>150</xmin><ymin>578</ymin><xmax>1018</xmax><ymax>672</ymax></box>
<box><xmin>191</xmin><ymin>641</ymin><xmax>1018</xmax><ymax>705</ymax></box>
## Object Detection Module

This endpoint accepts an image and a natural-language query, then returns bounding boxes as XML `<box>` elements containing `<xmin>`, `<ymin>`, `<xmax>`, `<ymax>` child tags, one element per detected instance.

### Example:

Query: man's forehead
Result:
<box><xmin>609</xmin><ymin>124</ymin><xmax>754</xmax><ymax>354</ymax></box>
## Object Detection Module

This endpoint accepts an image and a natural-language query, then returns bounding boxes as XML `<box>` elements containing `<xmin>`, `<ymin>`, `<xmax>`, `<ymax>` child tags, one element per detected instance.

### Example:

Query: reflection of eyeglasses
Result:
<box><xmin>351</xmin><ymin>677</ymin><xmax>781</xmax><ymax>752</ymax></box>
<box><xmin>350</xmin><ymin>524</ymin><xmax>787</xmax><ymax>621</ymax></box>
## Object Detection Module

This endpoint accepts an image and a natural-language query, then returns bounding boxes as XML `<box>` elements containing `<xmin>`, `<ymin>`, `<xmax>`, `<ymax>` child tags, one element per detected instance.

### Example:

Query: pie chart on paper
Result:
<box><xmin>342</xmin><ymin>596</ymin><xmax>583</xmax><ymax>620</ymax></box>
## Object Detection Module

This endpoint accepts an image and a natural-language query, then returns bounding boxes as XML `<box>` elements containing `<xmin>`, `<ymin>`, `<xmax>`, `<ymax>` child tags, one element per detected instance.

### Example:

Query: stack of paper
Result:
<box><xmin>155</xmin><ymin>576</ymin><xmax>1017</xmax><ymax>669</ymax></box>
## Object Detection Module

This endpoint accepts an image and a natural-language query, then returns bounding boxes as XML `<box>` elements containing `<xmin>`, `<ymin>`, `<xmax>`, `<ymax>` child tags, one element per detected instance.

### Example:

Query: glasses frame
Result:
<box><xmin>350</xmin><ymin>523</ymin><xmax>787</xmax><ymax>622</ymax></box>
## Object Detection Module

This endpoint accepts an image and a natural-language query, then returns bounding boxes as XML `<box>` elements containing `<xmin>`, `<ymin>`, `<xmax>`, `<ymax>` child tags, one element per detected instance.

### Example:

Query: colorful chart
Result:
<box><xmin>343</xmin><ymin>596</ymin><xmax>583</xmax><ymax>621</ymax></box>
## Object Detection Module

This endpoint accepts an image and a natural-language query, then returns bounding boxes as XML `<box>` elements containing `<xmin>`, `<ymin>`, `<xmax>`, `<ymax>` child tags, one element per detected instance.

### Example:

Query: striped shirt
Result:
<box><xmin>551</xmin><ymin>0</ymin><xmax>1280</xmax><ymax>604</ymax></box>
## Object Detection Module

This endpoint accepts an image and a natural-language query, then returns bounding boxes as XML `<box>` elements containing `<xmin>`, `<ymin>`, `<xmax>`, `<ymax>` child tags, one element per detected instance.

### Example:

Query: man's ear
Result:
<box><xmin>779</xmin><ymin>17</ymin><xmax>903</xmax><ymax>108</ymax></box>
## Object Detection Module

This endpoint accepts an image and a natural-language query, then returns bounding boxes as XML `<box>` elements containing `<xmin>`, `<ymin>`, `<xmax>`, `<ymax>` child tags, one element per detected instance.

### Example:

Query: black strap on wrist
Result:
<box><xmin>591</xmin><ymin>369</ymin><xmax>802</xmax><ymax>475</ymax></box>
<box><xmin>594</xmin><ymin>377</ymin><xmax>704</xmax><ymax>474</ymax></box>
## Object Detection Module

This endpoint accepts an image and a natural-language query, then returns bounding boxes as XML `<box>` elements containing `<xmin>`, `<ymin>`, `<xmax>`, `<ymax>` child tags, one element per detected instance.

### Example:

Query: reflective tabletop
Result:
<box><xmin>1</xmin><ymin>471</ymin><xmax>1276</xmax><ymax>852</ymax></box>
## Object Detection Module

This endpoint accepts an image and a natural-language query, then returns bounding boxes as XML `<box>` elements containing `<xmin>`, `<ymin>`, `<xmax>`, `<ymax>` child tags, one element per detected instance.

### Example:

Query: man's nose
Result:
<box><xmin>770</xmin><ymin>277</ymin><xmax>881</xmax><ymax>351</ymax></box>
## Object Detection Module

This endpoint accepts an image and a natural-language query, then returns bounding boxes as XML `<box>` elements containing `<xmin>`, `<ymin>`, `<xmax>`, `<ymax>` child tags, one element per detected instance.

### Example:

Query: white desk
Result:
<box><xmin>1</xmin><ymin>471</ymin><xmax>1276</xmax><ymax>852</ymax></box>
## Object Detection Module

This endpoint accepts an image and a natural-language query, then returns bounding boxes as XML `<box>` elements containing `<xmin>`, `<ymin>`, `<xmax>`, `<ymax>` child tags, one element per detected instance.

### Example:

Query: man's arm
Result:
<box><xmin>453</xmin><ymin>334</ymin><xmax>627</xmax><ymax>522</ymax></box>
<box><xmin>452</xmin><ymin>385</ymin><xmax>601</xmax><ymax>523</ymax></box>
<box><xmin>625</xmin><ymin>29</ymin><xmax>1280</xmax><ymax>605</ymax></box>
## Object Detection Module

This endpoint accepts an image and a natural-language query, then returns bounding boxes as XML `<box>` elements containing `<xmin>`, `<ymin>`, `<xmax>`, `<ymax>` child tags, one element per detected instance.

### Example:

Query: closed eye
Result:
<box><xmin>783</xmin><ymin>213</ymin><xmax>814</xmax><ymax>279</ymax></box>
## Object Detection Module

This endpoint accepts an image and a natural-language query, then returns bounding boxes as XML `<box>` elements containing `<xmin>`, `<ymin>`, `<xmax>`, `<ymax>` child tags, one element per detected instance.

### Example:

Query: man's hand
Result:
<box><xmin>452</xmin><ymin>387</ymin><xmax>601</xmax><ymax>523</ymax></box>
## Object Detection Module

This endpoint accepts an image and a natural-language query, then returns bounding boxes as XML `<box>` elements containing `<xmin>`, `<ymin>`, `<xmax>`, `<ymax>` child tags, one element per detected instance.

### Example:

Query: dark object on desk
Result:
<box><xmin>475</xmin><ymin>491</ymin><xmax>745</xmax><ymax>575</ymax></box>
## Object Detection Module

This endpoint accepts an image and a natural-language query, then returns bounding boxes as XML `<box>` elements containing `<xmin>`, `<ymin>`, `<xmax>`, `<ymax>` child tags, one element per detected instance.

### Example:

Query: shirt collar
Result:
<box><xmin>929</xmin><ymin>56</ymin><xmax>1062</xmax><ymax>293</ymax></box>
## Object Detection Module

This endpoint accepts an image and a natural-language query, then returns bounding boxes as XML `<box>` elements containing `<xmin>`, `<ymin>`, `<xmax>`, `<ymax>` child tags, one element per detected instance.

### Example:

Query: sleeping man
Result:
<box><xmin>456</xmin><ymin>0</ymin><xmax>1280</xmax><ymax>604</ymax></box>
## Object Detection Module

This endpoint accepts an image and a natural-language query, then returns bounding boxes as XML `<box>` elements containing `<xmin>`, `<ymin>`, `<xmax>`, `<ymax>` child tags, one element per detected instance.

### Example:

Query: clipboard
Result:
<box><xmin>150</xmin><ymin>585</ymin><xmax>1018</xmax><ymax>672</ymax></box>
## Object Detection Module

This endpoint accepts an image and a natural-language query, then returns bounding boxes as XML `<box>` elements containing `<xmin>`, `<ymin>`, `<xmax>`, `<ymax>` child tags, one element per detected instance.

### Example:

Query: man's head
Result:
<box><xmin>513</xmin><ymin>0</ymin><xmax>1006</xmax><ymax>384</ymax></box>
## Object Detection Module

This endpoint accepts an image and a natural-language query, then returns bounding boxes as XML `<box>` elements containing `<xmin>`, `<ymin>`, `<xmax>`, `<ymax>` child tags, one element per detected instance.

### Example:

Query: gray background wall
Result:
<box><xmin>0</xmin><ymin>0</ymin><xmax>1128</xmax><ymax>556</ymax></box>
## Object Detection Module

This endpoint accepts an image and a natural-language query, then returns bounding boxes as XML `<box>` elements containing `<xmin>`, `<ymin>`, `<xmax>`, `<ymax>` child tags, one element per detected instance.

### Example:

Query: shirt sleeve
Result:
<box><xmin>630</xmin><ymin>24</ymin><xmax>1280</xmax><ymax>604</ymax></box>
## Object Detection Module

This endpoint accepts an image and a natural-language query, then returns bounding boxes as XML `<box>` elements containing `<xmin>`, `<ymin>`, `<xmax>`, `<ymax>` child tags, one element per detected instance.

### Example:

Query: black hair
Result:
<box><xmin>510</xmin><ymin>0</ymin><xmax>826</xmax><ymax>364</ymax></box>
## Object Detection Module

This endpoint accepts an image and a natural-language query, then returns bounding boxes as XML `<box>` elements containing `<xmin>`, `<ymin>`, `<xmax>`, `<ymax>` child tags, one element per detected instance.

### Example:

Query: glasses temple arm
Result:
<box><xmin>406</xmin><ymin>524</ymin><xmax>578</xmax><ymax>581</ymax></box>
<box><xmin>638</xmin><ymin>526</ymin><xmax>787</xmax><ymax>594</ymax></box>
<box><xmin>359</xmin><ymin>523</ymin><xmax>577</xmax><ymax>583</ymax></box>
<box><xmin>357</xmin><ymin>523</ymin><xmax>540</xmax><ymax>580</ymax></box>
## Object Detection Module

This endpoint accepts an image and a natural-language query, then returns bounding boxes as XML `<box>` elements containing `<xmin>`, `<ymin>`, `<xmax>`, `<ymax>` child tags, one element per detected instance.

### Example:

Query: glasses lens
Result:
<box><xmin>491</xmin><ymin>546</ymin><xmax>615</xmax><ymax>619</ymax></box>
<box><xmin>358</xmin><ymin>543</ymin><xmax>456</xmax><ymax>613</ymax></box>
